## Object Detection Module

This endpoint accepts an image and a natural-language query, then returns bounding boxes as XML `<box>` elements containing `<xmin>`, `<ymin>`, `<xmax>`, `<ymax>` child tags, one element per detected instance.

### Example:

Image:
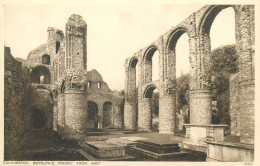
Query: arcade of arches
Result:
<box><xmin>124</xmin><ymin>5</ymin><xmax>255</xmax><ymax>145</ymax></box>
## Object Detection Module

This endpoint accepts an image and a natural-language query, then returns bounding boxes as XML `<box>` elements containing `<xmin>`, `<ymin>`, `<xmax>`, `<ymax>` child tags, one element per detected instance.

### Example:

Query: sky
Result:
<box><xmin>3</xmin><ymin>2</ymin><xmax>236</xmax><ymax>91</ymax></box>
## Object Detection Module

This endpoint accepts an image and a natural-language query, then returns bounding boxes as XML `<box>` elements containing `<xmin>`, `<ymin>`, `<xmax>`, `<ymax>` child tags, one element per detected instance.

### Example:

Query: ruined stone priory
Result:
<box><xmin>4</xmin><ymin>5</ymin><xmax>255</xmax><ymax>162</ymax></box>
<box><xmin>10</xmin><ymin>14</ymin><xmax>124</xmax><ymax>139</ymax></box>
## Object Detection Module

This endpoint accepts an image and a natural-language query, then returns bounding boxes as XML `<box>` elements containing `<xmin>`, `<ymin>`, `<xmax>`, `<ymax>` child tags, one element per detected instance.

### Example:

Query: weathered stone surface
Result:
<box><xmin>4</xmin><ymin>47</ymin><xmax>31</xmax><ymax>160</ymax></box>
<box><xmin>206</xmin><ymin>141</ymin><xmax>254</xmax><ymax>162</ymax></box>
<box><xmin>82</xmin><ymin>141</ymin><xmax>125</xmax><ymax>159</ymax></box>
<box><xmin>182</xmin><ymin>124</ymin><xmax>226</xmax><ymax>153</ymax></box>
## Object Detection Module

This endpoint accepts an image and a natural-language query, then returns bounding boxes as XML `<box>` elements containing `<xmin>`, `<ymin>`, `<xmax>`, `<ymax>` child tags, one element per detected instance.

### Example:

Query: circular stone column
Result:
<box><xmin>124</xmin><ymin>101</ymin><xmax>137</xmax><ymax>130</ymax></box>
<box><xmin>190</xmin><ymin>89</ymin><xmax>212</xmax><ymax>125</ymax></box>
<box><xmin>138</xmin><ymin>98</ymin><xmax>152</xmax><ymax>131</ymax></box>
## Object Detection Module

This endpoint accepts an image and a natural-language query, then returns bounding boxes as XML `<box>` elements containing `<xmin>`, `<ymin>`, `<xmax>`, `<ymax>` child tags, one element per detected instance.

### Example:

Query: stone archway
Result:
<box><xmin>103</xmin><ymin>102</ymin><xmax>113</xmax><ymax>128</ymax></box>
<box><xmin>87</xmin><ymin>101</ymin><xmax>99</xmax><ymax>129</ymax></box>
<box><xmin>138</xmin><ymin>85</ymin><xmax>159</xmax><ymax>131</ymax></box>
<box><xmin>42</xmin><ymin>54</ymin><xmax>50</xmax><ymax>65</ymax></box>
<box><xmin>31</xmin><ymin>66</ymin><xmax>51</xmax><ymax>84</ymax></box>
<box><xmin>30</xmin><ymin>107</ymin><xmax>47</xmax><ymax>129</ymax></box>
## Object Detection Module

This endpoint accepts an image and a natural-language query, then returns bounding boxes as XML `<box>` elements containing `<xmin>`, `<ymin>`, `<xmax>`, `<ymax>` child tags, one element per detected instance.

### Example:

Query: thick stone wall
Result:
<box><xmin>239</xmin><ymin>84</ymin><xmax>254</xmax><ymax>144</ymax></box>
<box><xmin>27</xmin><ymin>89</ymin><xmax>53</xmax><ymax>129</ymax></box>
<box><xmin>4</xmin><ymin>47</ymin><xmax>30</xmax><ymax>160</ymax></box>
<box><xmin>230</xmin><ymin>74</ymin><xmax>240</xmax><ymax>136</ymax></box>
<box><xmin>53</xmin><ymin>100</ymin><xmax>58</xmax><ymax>131</ymax></box>
<box><xmin>57</xmin><ymin>94</ymin><xmax>65</xmax><ymax>127</ymax></box>
<box><xmin>113</xmin><ymin>105</ymin><xmax>123</xmax><ymax>128</ymax></box>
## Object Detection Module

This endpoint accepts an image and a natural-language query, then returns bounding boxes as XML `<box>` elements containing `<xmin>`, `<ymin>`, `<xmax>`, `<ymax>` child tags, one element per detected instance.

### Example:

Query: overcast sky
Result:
<box><xmin>4</xmin><ymin>2</ymin><xmax>235</xmax><ymax>91</ymax></box>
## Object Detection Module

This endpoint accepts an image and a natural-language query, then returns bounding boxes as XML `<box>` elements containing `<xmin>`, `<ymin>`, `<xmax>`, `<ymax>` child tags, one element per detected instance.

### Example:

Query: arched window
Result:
<box><xmin>31</xmin><ymin>66</ymin><xmax>51</xmax><ymax>84</ymax></box>
<box><xmin>98</xmin><ymin>82</ymin><xmax>101</xmax><ymax>89</ymax></box>
<box><xmin>143</xmin><ymin>46</ymin><xmax>159</xmax><ymax>82</ymax></box>
<box><xmin>88</xmin><ymin>81</ymin><xmax>92</xmax><ymax>88</ymax></box>
<box><xmin>42</xmin><ymin>54</ymin><xmax>50</xmax><ymax>65</ymax></box>
<box><xmin>103</xmin><ymin>102</ymin><xmax>113</xmax><ymax>128</ymax></box>
<box><xmin>56</xmin><ymin>42</ymin><xmax>60</xmax><ymax>54</ymax></box>
<box><xmin>30</xmin><ymin>107</ymin><xmax>46</xmax><ymax>129</ymax></box>
<box><xmin>87</xmin><ymin>101</ymin><xmax>99</xmax><ymax>129</ymax></box>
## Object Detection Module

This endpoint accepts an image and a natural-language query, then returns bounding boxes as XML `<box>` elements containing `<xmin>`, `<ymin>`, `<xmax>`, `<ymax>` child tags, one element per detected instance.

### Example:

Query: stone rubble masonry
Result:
<box><xmin>159</xmin><ymin>95</ymin><xmax>176</xmax><ymax>134</ymax></box>
<box><xmin>230</xmin><ymin>74</ymin><xmax>240</xmax><ymax>136</ymax></box>
<box><xmin>4</xmin><ymin>47</ymin><xmax>31</xmax><ymax>160</ymax></box>
<box><xmin>64</xmin><ymin>92</ymin><xmax>87</xmax><ymax>139</ymax></box>
<box><xmin>190</xmin><ymin>89</ymin><xmax>212</xmax><ymax>125</ymax></box>
<box><xmin>138</xmin><ymin>98</ymin><xmax>152</xmax><ymax>131</ymax></box>
<box><xmin>124</xmin><ymin>5</ymin><xmax>255</xmax><ymax>144</ymax></box>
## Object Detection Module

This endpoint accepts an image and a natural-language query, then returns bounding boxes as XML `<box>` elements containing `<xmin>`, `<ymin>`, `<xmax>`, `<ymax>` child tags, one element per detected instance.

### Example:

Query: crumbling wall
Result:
<box><xmin>4</xmin><ymin>47</ymin><xmax>31</xmax><ymax>160</ymax></box>
<box><xmin>85</xmin><ymin>69</ymin><xmax>124</xmax><ymax>129</ymax></box>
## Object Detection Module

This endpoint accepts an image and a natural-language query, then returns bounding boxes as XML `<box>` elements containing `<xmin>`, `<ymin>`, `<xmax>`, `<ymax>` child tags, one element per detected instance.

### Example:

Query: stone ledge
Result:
<box><xmin>180</xmin><ymin>142</ymin><xmax>207</xmax><ymax>153</ymax></box>
<box><xmin>78</xmin><ymin>149</ymin><xmax>135</xmax><ymax>161</ymax></box>
<box><xmin>206</xmin><ymin>141</ymin><xmax>254</xmax><ymax>162</ymax></box>
<box><xmin>184</xmin><ymin>124</ymin><xmax>227</xmax><ymax>128</ymax></box>
<box><xmin>129</xmin><ymin>147</ymin><xmax>188</xmax><ymax>161</ymax></box>
<box><xmin>206</xmin><ymin>141</ymin><xmax>254</xmax><ymax>151</ymax></box>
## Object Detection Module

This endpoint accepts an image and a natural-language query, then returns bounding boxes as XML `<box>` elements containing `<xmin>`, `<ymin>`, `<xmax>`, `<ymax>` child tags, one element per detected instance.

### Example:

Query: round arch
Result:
<box><xmin>129</xmin><ymin>57</ymin><xmax>139</xmax><ymax>68</ymax></box>
<box><xmin>143</xmin><ymin>45</ymin><xmax>160</xmax><ymax>82</ymax></box>
<box><xmin>29</xmin><ymin>106</ymin><xmax>47</xmax><ymax>129</ymax></box>
<box><xmin>198</xmin><ymin>5</ymin><xmax>236</xmax><ymax>35</ymax></box>
<box><xmin>42</xmin><ymin>54</ymin><xmax>50</xmax><ymax>65</ymax></box>
<box><xmin>166</xmin><ymin>27</ymin><xmax>189</xmax><ymax>52</ymax></box>
<box><xmin>103</xmin><ymin>101</ymin><xmax>113</xmax><ymax>128</ymax></box>
<box><xmin>87</xmin><ymin>101</ymin><xmax>99</xmax><ymax>129</ymax></box>
<box><xmin>143</xmin><ymin>84</ymin><xmax>158</xmax><ymax>98</ymax></box>
<box><xmin>143</xmin><ymin>45</ymin><xmax>159</xmax><ymax>61</ymax></box>
<box><xmin>31</xmin><ymin>65</ymin><xmax>51</xmax><ymax>84</ymax></box>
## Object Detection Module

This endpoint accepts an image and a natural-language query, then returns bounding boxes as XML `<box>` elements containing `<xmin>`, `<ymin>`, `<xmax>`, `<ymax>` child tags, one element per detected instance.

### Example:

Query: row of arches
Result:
<box><xmin>129</xmin><ymin>6</ymin><xmax>236</xmax><ymax>87</ymax></box>
<box><xmin>28</xmin><ymin>101</ymin><xmax>115</xmax><ymax>130</ymax></box>
<box><xmin>87</xmin><ymin>101</ymin><xmax>114</xmax><ymax>129</ymax></box>
<box><xmin>125</xmin><ymin>5</ymin><xmax>245</xmax><ymax>133</ymax></box>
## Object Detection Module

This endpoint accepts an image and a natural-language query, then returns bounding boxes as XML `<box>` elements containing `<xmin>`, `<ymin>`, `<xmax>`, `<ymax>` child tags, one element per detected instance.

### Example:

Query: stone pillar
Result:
<box><xmin>159</xmin><ymin>95</ymin><xmax>175</xmax><ymax>134</ymax></box>
<box><xmin>183</xmin><ymin>15</ymin><xmax>213</xmax><ymax>151</ymax></box>
<box><xmin>190</xmin><ymin>89</ymin><xmax>212</xmax><ymax>125</ymax></box>
<box><xmin>57</xmin><ymin>94</ymin><xmax>65</xmax><ymax>127</ymax></box>
<box><xmin>64</xmin><ymin>90</ymin><xmax>87</xmax><ymax>139</ymax></box>
<box><xmin>124</xmin><ymin>58</ymin><xmax>138</xmax><ymax>130</ymax></box>
<box><xmin>113</xmin><ymin>105</ymin><xmax>123</xmax><ymax>128</ymax></box>
<box><xmin>138</xmin><ymin>98</ymin><xmax>152</xmax><ymax>131</ymax></box>
<box><xmin>98</xmin><ymin>104</ymin><xmax>103</xmax><ymax>129</ymax></box>
<box><xmin>144</xmin><ymin>60</ymin><xmax>152</xmax><ymax>83</ymax></box>
<box><xmin>235</xmin><ymin>5</ymin><xmax>255</xmax><ymax>144</ymax></box>
<box><xmin>124</xmin><ymin>101</ymin><xmax>137</xmax><ymax>129</ymax></box>
<box><xmin>53</xmin><ymin>99</ymin><xmax>58</xmax><ymax>131</ymax></box>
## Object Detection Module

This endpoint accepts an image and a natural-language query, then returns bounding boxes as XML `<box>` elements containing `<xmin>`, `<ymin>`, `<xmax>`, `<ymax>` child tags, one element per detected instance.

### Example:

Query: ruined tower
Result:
<box><xmin>61</xmin><ymin>14</ymin><xmax>88</xmax><ymax>139</ymax></box>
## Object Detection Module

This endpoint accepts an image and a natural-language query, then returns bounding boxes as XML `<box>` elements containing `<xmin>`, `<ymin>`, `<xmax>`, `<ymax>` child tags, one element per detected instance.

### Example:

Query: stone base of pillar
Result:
<box><xmin>159</xmin><ymin>96</ymin><xmax>175</xmax><ymax>134</ymax></box>
<box><xmin>137</xmin><ymin>128</ymin><xmax>152</xmax><ymax>132</ymax></box>
<box><xmin>124</xmin><ymin>101</ymin><xmax>137</xmax><ymax>130</ymax></box>
<box><xmin>181</xmin><ymin>124</ymin><xmax>227</xmax><ymax>153</ymax></box>
<box><xmin>138</xmin><ymin>98</ymin><xmax>152</xmax><ymax>131</ymax></box>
